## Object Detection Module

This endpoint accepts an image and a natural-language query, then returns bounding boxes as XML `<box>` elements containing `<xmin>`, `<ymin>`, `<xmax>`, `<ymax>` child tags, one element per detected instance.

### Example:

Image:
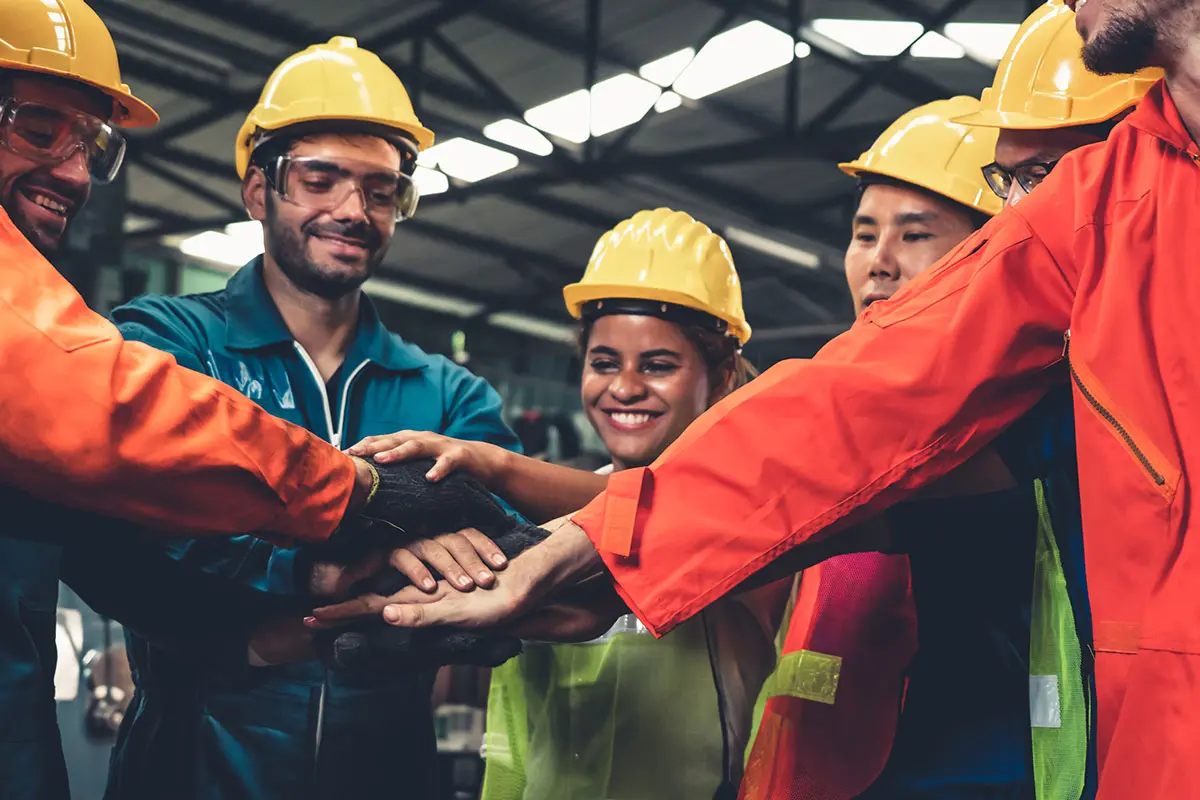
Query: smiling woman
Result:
<box><xmin>473</xmin><ymin>208</ymin><xmax>786</xmax><ymax>800</ymax></box>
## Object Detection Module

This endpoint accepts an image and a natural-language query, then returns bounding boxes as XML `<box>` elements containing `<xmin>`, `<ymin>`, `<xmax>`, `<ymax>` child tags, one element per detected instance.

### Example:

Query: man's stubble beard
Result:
<box><xmin>264</xmin><ymin>196</ymin><xmax>385</xmax><ymax>300</ymax></box>
<box><xmin>1082</xmin><ymin>1</ymin><xmax>1179</xmax><ymax>75</ymax></box>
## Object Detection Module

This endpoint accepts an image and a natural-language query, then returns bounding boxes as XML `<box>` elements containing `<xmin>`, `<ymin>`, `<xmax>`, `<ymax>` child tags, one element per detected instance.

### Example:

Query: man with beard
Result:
<box><xmin>103</xmin><ymin>37</ymin><xmax>521</xmax><ymax>799</ymax></box>
<box><xmin>341</xmin><ymin>0</ymin><xmax>1200</xmax><ymax>794</ymax></box>
<box><xmin>0</xmin><ymin>5</ymin><xmax>420</xmax><ymax>799</ymax></box>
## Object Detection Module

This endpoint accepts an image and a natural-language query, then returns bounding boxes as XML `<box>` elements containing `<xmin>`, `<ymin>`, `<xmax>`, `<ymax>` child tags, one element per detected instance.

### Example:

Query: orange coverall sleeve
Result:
<box><xmin>0</xmin><ymin>213</ymin><xmax>353</xmax><ymax>543</ymax></box>
<box><xmin>571</xmin><ymin>202</ymin><xmax>1078</xmax><ymax>636</ymax></box>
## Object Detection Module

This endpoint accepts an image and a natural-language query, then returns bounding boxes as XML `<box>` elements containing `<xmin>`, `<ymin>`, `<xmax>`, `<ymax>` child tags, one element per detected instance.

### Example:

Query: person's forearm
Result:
<box><xmin>490</xmin><ymin>450</ymin><xmax>609</xmax><ymax>523</ymax></box>
<box><xmin>0</xmin><ymin>222</ymin><xmax>360</xmax><ymax>542</ymax></box>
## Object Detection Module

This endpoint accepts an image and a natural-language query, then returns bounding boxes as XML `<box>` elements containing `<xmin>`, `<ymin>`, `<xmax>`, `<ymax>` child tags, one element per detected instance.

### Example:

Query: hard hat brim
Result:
<box><xmin>838</xmin><ymin>160</ymin><xmax>1002</xmax><ymax>218</ymax></box>
<box><xmin>0</xmin><ymin>62</ymin><xmax>159</xmax><ymax>128</ymax></box>
<box><xmin>953</xmin><ymin>106</ymin><xmax>1123</xmax><ymax>131</ymax></box>
<box><xmin>563</xmin><ymin>282</ymin><xmax>751</xmax><ymax>345</ymax></box>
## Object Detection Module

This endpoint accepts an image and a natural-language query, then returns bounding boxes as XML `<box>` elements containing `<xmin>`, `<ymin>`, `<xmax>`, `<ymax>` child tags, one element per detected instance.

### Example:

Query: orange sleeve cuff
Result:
<box><xmin>572</xmin><ymin>466</ymin><xmax>650</xmax><ymax>558</ymax></box>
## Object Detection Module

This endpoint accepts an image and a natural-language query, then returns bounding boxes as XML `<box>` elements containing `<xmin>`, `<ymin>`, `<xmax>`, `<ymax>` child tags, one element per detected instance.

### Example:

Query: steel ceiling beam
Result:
<box><xmin>599</xmin><ymin>0</ymin><xmax>753</xmax><ymax>162</ymax></box>
<box><xmin>700</xmin><ymin>0</ymin><xmax>960</xmax><ymax>110</ymax></box>
<box><xmin>123</xmin><ymin>1</ymin><xmax>499</xmax><ymax>147</ymax></box>
<box><xmin>425</xmin><ymin>31</ymin><xmax>584</xmax><ymax>176</ymax></box>
<box><xmin>803</xmin><ymin>0</ymin><xmax>979</xmax><ymax>133</ymax></box>
<box><xmin>475</xmin><ymin>2</ymin><xmax>781</xmax><ymax>138</ymax></box>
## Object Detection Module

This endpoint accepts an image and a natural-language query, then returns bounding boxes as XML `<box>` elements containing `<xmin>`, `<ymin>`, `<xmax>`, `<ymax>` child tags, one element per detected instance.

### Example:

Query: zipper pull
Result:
<box><xmin>1062</xmin><ymin>329</ymin><xmax>1071</xmax><ymax>359</ymax></box>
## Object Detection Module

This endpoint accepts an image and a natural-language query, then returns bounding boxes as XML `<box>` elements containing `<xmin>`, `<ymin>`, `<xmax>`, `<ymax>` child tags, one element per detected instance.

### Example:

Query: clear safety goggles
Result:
<box><xmin>981</xmin><ymin>159</ymin><xmax>1059</xmax><ymax>201</ymax></box>
<box><xmin>0</xmin><ymin>98</ymin><xmax>127</xmax><ymax>184</ymax></box>
<box><xmin>264</xmin><ymin>154</ymin><xmax>419</xmax><ymax>222</ymax></box>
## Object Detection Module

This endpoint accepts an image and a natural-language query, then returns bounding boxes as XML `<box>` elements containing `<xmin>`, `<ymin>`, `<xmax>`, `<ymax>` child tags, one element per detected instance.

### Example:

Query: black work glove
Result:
<box><xmin>312</xmin><ymin>459</ymin><xmax>550</xmax><ymax>677</ymax></box>
<box><xmin>319</xmin><ymin>457</ymin><xmax>517</xmax><ymax>563</ymax></box>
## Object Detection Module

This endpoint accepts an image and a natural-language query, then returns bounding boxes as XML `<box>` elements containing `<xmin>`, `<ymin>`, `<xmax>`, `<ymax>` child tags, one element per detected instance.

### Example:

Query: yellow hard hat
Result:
<box><xmin>954</xmin><ymin>1</ymin><xmax>1162</xmax><ymax>130</ymax></box>
<box><xmin>0</xmin><ymin>0</ymin><xmax>157</xmax><ymax>127</ymax></box>
<box><xmin>839</xmin><ymin>96</ymin><xmax>1002</xmax><ymax>216</ymax></box>
<box><xmin>564</xmin><ymin>208</ymin><xmax>751</xmax><ymax>345</ymax></box>
<box><xmin>235</xmin><ymin>36</ymin><xmax>434</xmax><ymax>178</ymax></box>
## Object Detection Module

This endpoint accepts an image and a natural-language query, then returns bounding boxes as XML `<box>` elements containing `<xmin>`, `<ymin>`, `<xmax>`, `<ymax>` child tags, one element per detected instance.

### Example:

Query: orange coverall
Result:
<box><xmin>0</xmin><ymin>207</ymin><xmax>353</xmax><ymax>541</ymax></box>
<box><xmin>573</xmin><ymin>80</ymin><xmax>1200</xmax><ymax>797</ymax></box>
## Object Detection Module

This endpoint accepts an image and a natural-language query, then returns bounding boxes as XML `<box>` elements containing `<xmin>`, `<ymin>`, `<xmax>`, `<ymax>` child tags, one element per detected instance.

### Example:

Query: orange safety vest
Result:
<box><xmin>0</xmin><ymin>207</ymin><xmax>352</xmax><ymax>541</ymax></box>
<box><xmin>573</xmin><ymin>80</ymin><xmax>1200</xmax><ymax>797</ymax></box>
<box><xmin>740</xmin><ymin>553</ymin><xmax>915</xmax><ymax>800</ymax></box>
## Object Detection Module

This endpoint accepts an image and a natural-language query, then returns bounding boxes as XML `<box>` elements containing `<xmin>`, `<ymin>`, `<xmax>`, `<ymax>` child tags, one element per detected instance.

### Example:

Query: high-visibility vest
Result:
<box><xmin>743</xmin><ymin>486</ymin><xmax>1051</xmax><ymax>799</ymax></box>
<box><xmin>1029</xmin><ymin>479</ymin><xmax>1089</xmax><ymax>799</ymax></box>
<box><xmin>740</xmin><ymin>552</ymin><xmax>917</xmax><ymax>800</ymax></box>
<box><xmin>482</xmin><ymin>589</ymin><xmax>782</xmax><ymax>800</ymax></box>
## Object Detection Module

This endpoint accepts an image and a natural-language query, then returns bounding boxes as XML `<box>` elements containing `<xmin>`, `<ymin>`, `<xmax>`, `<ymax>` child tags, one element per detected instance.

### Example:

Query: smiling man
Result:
<box><xmin>104</xmin><ymin>37</ymin><xmax>521</xmax><ymax>799</ymax></box>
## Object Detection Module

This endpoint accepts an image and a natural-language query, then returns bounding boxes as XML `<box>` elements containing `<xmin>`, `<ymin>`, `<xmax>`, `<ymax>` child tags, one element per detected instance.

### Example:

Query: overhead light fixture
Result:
<box><xmin>655</xmin><ymin>91</ymin><xmax>683</xmax><ymax>114</ymax></box>
<box><xmin>525</xmin><ymin>89</ymin><xmax>591</xmax><ymax>144</ymax></box>
<box><xmin>673</xmin><ymin>20</ymin><xmax>795</xmax><ymax>100</ymax></box>
<box><xmin>362</xmin><ymin>278</ymin><xmax>484</xmax><ymax>317</ymax></box>
<box><xmin>524</xmin><ymin>73</ymin><xmax>663</xmax><ymax>142</ymax></box>
<box><xmin>795</xmin><ymin>41</ymin><xmax>812</xmax><ymax>58</ymax></box>
<box><xmin>811</xmin><ymin>19</ymin><xmax>926</xmax><ymax>57</ymax></box>
<box><xmin>483</xmin><ymin>119</ymin><xmax>554</xmax><ymax>156</ymax></box>
<box><xmin>724</xmin><ymin>226</ymin><xmax>821</xmax><ymax>270</ymax></box>
<box><xmin>177</xmin><ymin>221</ymin><xmax>264</xmax><ymax>268</ymax></box>
<box><xmin>943</xmin><ymin>22</ymin><xmax>1020</xmax><ymax>63</ymax></box>
<box><xmin>420</xmin><ymin>137</ymin><xmax>520</xmax><ymax>183</ymax></box>
<box><xmin>589</xmin><ymin>73</ymin><xmax>662</xmax><ymax>137</ymax></box>
<box><xmin>639</xmin><ymin>48</ymin><xmax>695</xmax><ymax>87</ymax></box>
<box><xmin>412</xmin><ymin>165</ymin><xmax>449</xmax><ymax>196</ymax></box>
<box><xmin>487</xmin><ymin>311</ymin><xmax>577</xmax><ymax>344</ymax></box>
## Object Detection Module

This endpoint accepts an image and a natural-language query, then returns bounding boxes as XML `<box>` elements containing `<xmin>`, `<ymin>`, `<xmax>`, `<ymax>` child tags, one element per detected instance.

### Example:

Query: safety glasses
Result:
<box><xmin>264</xmin><ymin>154</ymin><xmax>419</xmax><ymax>222</ymax></box>
<box><xmin>981</xmin><ymin>160</ymin><xmax>1059</xmax><ymax>201</ymax></box>
<box><xmin>0</xmin><ymin>98</ymin><xmax>127</xmax><ymax>184</ymax></box>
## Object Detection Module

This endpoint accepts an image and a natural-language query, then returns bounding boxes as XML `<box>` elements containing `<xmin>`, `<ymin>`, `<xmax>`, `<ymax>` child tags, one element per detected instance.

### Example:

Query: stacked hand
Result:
<box><xmin>307</xmin><ymin>457</ymin><xmax>554</xmax><ymax>676</ymax></box>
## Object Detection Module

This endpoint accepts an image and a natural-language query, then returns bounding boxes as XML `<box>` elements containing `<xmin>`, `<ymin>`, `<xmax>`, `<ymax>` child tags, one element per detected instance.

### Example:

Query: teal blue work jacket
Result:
<box><xmin>105</xmin><ymin>260</ymin><xmax>521</xmax><ymax>800</ymax></box>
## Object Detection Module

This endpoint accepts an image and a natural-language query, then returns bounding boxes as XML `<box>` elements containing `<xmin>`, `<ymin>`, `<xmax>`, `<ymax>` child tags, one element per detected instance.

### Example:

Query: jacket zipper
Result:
<box><xmin>1063</xmin><ymin>331</ymin><xmax>1166</xmax><ymax>488</ymax></box>
<box><xmin>292</xmin><ymin>343</ymin><xmax>371</xmax><ymax>778</ymax></box>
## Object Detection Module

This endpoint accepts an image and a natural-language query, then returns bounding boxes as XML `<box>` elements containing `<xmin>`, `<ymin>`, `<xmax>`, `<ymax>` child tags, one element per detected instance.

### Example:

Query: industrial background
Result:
<box><xmin>57</xmin><ymin>1</ymin><xmax>1047</xmax><ymax>796</ymax></box>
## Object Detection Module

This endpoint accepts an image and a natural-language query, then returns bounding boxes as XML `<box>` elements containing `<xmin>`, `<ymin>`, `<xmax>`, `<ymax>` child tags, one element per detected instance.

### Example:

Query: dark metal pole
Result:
<box><xmin>785</xmin><ymin>0</ymin><xmax>803</xmax><ymax>134</ymax></box>
<box><xmin>411</xmin><ymin>36</ymin><xmax>425</xmax><ymax>116</ymax></box>
<box><xmin>584</xmin><ymin>0</ymin><xmax>601</xmax><ymax>161</ymax></box>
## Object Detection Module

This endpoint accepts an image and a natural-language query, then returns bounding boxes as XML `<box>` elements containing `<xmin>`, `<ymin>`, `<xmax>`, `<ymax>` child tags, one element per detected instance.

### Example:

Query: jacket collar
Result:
<box><xmin>223</xmin><ymin>258</ymin><xmax>428</xmax><ymax>372</ymax></box>
<box><xmin>1126</xmin><ymin>78</ymin><xmax>1198</xmax><ymax>156</ymax></box>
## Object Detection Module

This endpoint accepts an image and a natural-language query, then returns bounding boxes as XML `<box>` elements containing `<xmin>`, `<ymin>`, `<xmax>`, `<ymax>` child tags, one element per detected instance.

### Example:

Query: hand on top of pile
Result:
<box><xmin>301</xmin><ymin>457</ymin><xmax>554</xmax><ymax>675</ymax></box>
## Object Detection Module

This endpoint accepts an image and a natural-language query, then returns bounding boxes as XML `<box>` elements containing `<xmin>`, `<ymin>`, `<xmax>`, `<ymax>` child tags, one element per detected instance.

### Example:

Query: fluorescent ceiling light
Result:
<box><xmin>811</xmin><ymin>19</ymin><xmax>925</xmax><ymax>57</ymax></box>
<box><xmin>487</xmin><ymin>311</ymin><xmax>577</xmax><ymax>344</ymax></box>
<box><xmin>412</xmin><ymin>165</ymin><xmax>449</xmax><ymax>196</ymax></box>
<box><xmin>943</xmin><ymin>22</ymin><xmax>1020</xmax><ymax>63</ymax></box>
<box><xmin>178</xmin><ymin>226</ymin><xmax>263</xmax><ymax>268</ymax></box>
<box><xmin>524</xmin><ymin>74</ymin><xmax>663</xmax><ymax>142</ymax></box>
<box><xmin>483</xmin><ymin>118</ymin><xmax>554</xmax><ymax>156</ymax></box>
<box><xmin>655</xmin><ymin>91</ymin><xmax>682</xmax><ymax>114</ymax></box>
<box><xmin>525</xmin><ymin>89</ymin><xmax>590</xmax><ymax>144</ymax></box>
<box><xmin>724</xmin><ymin>226</ymin><xmax>821</xmax><ymax>270</ymax></box>
<box><xmin>911</xmin><ymin>30</ymin><xmax>965</xmax><ymax>59</ymax></box>
<box><xmin>673</xmin><ymin>20</ymin><xmax>795</xmax><ymax>100</ymax></box>
<box><xmin>362</xmin><ymin>278</ymin><xmax>484</xmax><ymax>317</ymax></box>
<box><xmin>589</xmin><ymin>73</ymin><xmax>661</xmax><ymax>137</ymax></box>
<box><xmin>639</xmin><ymin>48</ymin><xmax>695</xmax><ymax>87</ymax></box>
<box><xmin>421</xmin><ymin>137</ymin><xmax>519</xmax><ymax>183</ymax></box>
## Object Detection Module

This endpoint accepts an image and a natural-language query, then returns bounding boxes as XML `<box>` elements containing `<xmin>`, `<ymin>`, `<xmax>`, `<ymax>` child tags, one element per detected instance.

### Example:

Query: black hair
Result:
<box><xmin>855</xmin><ymin>173</ymin><xmax>991</xmax><ymax>231</ymax></box>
